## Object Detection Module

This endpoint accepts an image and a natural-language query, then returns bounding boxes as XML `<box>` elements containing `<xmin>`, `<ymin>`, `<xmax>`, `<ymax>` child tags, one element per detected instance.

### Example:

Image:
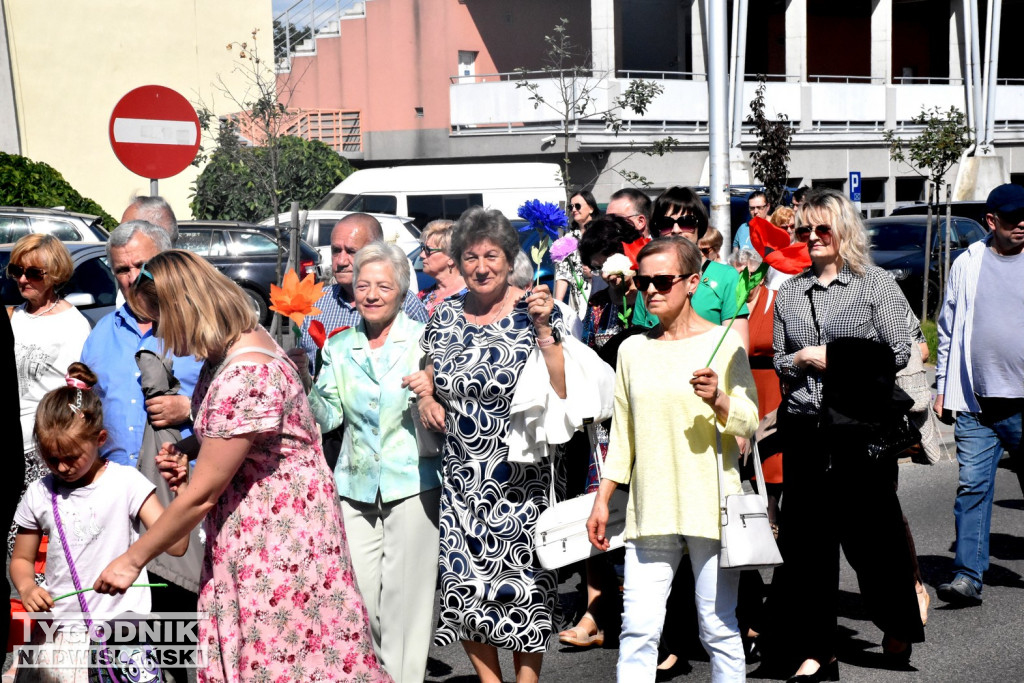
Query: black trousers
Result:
<box><xmin>149</xmin><ymin>573</ymin><xmax>199</xmax><ymax>683</ymax></box>
<box><xmin>771</xmin><ymin>411</ymin><xmax>924</xmax><ymax>664</ymax></box>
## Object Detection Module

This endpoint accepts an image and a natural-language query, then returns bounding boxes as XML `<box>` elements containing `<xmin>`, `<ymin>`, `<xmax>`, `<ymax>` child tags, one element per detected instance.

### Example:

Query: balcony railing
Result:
<box><xmin>229</xmin><ymin>108</ymin><xmax>362</xmax><ymax>153</ymax></box>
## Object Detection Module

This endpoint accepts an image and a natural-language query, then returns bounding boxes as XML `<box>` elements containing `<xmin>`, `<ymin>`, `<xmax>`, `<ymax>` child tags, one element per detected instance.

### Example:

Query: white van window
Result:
<box><xmin>407</xmin><ymin>194</ymin><xmax>483</xmax><ymax>229</ymax></box>
<box><xmin>317</xmin><ymin>220</ymin><xmax>339</xmax><ymax>246</ymax></box>
<box><xmin>346</xmin><ymin>194</ymin><xmax>397</xmax><ymax>215</ymax></box>
<box><xmin>315</xmin><ymin>193</ymin><xmax>357</xmax><ymax>211</ymax></box>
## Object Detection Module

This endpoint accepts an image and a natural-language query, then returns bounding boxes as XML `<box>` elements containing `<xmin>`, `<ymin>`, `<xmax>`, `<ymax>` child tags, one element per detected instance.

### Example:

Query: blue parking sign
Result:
<box><xmin>849</xmin><ymin>172</ymin><xmax>861</xmax><ymax>202</ymax></box>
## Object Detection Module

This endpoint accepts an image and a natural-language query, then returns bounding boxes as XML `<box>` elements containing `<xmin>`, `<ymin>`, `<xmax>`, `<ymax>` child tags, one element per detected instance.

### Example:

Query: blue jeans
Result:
<box><xmin>952</xmin><ymin>403</ymin><xmax>1024</xmax><ymax>588</ymax></box>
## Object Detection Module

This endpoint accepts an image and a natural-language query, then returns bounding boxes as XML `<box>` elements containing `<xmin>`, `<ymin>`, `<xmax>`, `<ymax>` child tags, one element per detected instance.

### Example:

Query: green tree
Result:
<box><xmin>0</xmin><ymin>152</ymin><xmax>117</xmax><ymax>229</ymax></box>
<box><xmin>515</xmin><ymin>18</ymin><xmax>675</xmax><ymax>198</ymax></box>
<box><xmin>884</xmin><ymin>106</ymin><xmax>973</xmax><ymax>318</ymax></box>
<box><xmin>747</xmin><ymin>76</ymin><xmax>792</xmax><ymax>209</ymax></box>
<box><xmin>190</xmin><ymin>133</ymin><xmax>352</xmax><ymax>223</ymax></box>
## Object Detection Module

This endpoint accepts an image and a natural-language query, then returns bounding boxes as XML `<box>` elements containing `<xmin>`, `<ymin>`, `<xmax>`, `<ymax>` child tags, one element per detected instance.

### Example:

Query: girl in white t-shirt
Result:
<box><xmin>10</xmin><ymin>362</ymin><xmax>188</xmax><ymax>683</ymax></box>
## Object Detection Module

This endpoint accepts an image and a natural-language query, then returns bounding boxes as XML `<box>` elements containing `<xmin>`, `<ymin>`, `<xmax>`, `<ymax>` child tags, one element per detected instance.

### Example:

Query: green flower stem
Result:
<box><xmin>705</xmin><ymin>315</ymin><xmax>738</xmax><ymax>368</ymax></box>
<box><xmin>52</xmin><ymin>583</ymin><xmax>168</xmax><ymax>602</ymax></box>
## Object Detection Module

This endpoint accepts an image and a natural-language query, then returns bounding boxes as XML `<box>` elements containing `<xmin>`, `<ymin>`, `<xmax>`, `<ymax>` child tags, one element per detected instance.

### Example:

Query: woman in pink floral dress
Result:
<box><xmin>93</xmin><ymin>250</ymin><xmax>390</xmax><ymax>683</ymax></box>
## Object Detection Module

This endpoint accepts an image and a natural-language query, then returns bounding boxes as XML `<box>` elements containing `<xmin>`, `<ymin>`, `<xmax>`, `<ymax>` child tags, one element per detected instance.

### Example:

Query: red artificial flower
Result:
<box><xmin>308</xmin><ymin>322</ymin><xmax>350</xmax><ymax>350</ymax></box>
<box><xmin>621</xmin><ymin>236</ymin><xmax>651</xmax><ymax>271</ymax></box>
<box><xmin>748</xmin><ymin>216</ymin><xmax>791</xmax><ymax>256</ymax></box>
<box><xmin>764</xmin><ymin>242</ymin><xmax>812</xmax><ymax>274</ymax></box>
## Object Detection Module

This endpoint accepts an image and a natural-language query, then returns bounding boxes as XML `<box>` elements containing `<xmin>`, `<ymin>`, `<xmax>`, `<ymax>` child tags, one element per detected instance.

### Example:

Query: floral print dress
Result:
<box><xmin>191</xmin><ymin>348</ymin><xmax>390</xmax><ymax>683</ymax></box>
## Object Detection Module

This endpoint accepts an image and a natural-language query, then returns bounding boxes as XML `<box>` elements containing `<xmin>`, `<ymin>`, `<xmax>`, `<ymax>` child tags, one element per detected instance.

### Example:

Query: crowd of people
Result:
<box><xmin>1</xmin><ymin>181</ymin><xmax>1022</xmax><ymax>683</ymax></box>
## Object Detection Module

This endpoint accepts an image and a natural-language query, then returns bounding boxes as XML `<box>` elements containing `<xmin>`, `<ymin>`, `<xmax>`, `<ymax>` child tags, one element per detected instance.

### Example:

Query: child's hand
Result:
<box><xmin>20</xmin><ymin>585</ymin><xmax>54</xmax><ymax>612</ymax></box>
<box><xmin>156</xmin><ymin>442</ymin><xmax>188</xmax><ymax>492</ymax></box>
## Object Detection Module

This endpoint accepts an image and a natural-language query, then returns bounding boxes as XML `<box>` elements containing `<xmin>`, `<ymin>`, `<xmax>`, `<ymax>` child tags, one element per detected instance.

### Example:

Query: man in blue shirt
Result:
<box><xmin>296</xmin><ymin>213</ymin><xmax>427</xmax><ymax>365</ymax></box>
<box><xmin>81</xmin><ymin>220</ymin><xmax>203</xmax><ymax>466</ymax></box>
<box><xmin>731</xmin><ymin>190</ymin><xmax>771</xmax><ymax>252</ymax></box>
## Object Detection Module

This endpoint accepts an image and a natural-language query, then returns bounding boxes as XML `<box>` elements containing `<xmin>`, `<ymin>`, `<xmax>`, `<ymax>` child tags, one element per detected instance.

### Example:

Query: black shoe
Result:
<box><xmin>786</xmin><ymin>659</ymin><xmax>839</xmax><ymax>683</ymax></box>
<box><xmin>881</xmin><ymin>636</ymin><xmax>913</xmax><ymax>667</ymax></box>
<box><xmin>937</xmin><ymin>576</ymin><xmax>983</xmax><ymax>606</ymax></box>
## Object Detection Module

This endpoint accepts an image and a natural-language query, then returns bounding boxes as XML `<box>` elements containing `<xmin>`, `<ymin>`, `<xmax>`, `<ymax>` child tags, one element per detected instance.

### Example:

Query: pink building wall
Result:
<box><xmin>278</xmin><ymin>0</ymin><xmax>592</xmax><ymax>136</ymax></box>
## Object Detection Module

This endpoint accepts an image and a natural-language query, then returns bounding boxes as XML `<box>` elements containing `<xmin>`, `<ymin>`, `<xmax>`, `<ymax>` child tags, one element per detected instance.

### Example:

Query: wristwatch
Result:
<box><xmin>537</xmin><ymin>326</ymin><xmax>562</xmax><ymax>348</ymax></box>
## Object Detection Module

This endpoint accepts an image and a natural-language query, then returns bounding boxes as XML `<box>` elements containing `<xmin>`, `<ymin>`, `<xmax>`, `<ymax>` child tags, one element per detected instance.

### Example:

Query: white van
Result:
<box><xmin>314</xmin><ymin>162</ymin><xmax>565</xmax><ymax>229</ymax></box>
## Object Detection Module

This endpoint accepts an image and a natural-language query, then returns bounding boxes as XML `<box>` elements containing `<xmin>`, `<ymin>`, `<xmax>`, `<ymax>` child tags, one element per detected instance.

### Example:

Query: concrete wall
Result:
<box><xmin>3</xmin><ymin>0</ymin><xmax>272</xmax><ymax>219</ymax></box>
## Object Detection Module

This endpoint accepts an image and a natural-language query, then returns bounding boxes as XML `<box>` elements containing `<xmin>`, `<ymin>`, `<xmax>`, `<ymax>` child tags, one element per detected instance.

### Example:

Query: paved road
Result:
<box><xmin>426</xmin><ymin>429</ymin><xmax>1024</xmax><ymax>681</ymax></box>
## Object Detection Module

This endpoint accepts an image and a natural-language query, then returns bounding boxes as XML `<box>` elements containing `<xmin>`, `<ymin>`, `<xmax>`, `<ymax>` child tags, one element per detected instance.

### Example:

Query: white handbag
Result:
<box><xmin>716</xmin><ymin>431</ymin><xmax>784</xmax><ymax>571</ymax></box>
<box><xmin>534</xmin><ymin>424</ymin><xmax>628</xmax><ymax>569</ymax></box>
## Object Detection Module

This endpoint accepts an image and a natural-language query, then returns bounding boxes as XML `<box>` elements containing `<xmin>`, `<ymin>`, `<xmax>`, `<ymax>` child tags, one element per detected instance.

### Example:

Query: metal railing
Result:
<box><xmin>893</xmin><ymin>76</ymin><xmax>965</xmax><ymax>85</ymax></box>
<box><xmin>448</xmin><ymin>68</ymin><xmax>595</xmax><ymax>85</ymax></box>
<box><xmin>274</xmin><ymin>0</ymin><xmax>366</xmax><ymax>70</ymax></box>
<box><xmin>807</xmin><ymin>74</ymin><xmax>884</xmax><ymax>84</ymax></box>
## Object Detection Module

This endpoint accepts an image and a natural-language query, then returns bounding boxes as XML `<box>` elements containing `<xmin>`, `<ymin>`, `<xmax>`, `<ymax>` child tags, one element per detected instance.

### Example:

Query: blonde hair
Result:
<box><xmin>128</xmin><ymin>250</ymin><xmax>258</xmax><ymax>359</ymax></box>
<box><xmin>10</xmin><ymin>234</ymin><xmax>74</xmax><ymax>286</ymax></box>
<box><xmin>698</xmin><ymin>227</ymin><xmax>723</xmax><ymax>252</ymax></box>
<box><xmin>420</xmin><ymin>219</ymin><xmax>455</xmax><ymax>254</ymax></box>
<box><xmin>798</xmin><ymin>188</ymin><xmax>872</xmax><ymax>276</ymax></box>
<box><xmin>770</xmin><ymin>207</ymin><xmax>795</xmax><ymax>228</ymax></box>
<box><xmin>35</xmin><ymin>362</ymin><xmax>104</xmax><ymax>460</ymax></box>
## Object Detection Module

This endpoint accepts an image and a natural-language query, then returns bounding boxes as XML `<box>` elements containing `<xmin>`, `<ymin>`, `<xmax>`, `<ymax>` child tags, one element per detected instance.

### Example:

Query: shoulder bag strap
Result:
<box><xmin>714</xmin><ymin>427</ymin><xmax>770</xmax><ymax>515</ymax></box>
<box><xmin>50</xmin><ymin>489</ymin><xmax>93</xmax><ymax>628</ymax></box>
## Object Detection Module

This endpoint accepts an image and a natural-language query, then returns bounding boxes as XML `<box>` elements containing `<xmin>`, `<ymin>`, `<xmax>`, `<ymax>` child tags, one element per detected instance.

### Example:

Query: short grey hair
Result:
<box><xmin>728</xmin><ymin>248</ymin><xmax>762</xmax><ymax>271</ymax></box>
<box><xmin>509</xmin><ymin>250</ymin><xmax>534</xmax><ymax>289</ymax></box>
<box><xmin>450</xmin><ymin>207</ymin><xmax>519</xmax><ymax>268</ymax></box>
<box><xmin>126</xmin><ymin>195</ymin><xmax>178</xmax><ymax>245</ymax></box>
<box><xmin>353</xmin><ymin>240</ymin><xmax>411</xmax><ymax>297</ymax></box>
<box><xmin>106</xmin><ymin>220</ymin><xmax>173</xmax><ymax>263</ymax></box>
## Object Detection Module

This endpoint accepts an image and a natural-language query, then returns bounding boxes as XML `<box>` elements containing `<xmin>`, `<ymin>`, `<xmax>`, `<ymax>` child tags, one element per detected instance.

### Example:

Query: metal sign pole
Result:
<box><xmin>150</xmin><ymin>179</ymin><xmax>158</xmax><ymax>196</ymax></box>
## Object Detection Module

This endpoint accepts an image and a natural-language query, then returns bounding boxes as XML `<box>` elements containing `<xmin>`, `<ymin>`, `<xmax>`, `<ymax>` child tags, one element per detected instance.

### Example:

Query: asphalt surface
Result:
<box><xmin>426</xmin><ymin>403</ymin><xmax>1024</xmax><ymax>682</ymax></box>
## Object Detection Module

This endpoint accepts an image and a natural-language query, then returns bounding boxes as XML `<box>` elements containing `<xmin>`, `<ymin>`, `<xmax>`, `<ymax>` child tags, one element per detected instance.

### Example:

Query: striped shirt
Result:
<box><xmin>935</xmin><ymin>234</ymin><xmax>998</xmax><ymax>413</ymax></box>
<box><xmin>773</xmin><ymin>263</ymin><xmax>913</xmax><ymax>416</ymax></box>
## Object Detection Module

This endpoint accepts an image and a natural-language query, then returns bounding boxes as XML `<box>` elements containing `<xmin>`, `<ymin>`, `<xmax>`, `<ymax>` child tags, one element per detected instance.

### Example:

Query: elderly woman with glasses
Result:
<box><xmin>6</xmin><ymin>235</ymin><xmax>92</xmax><ymax>539</ymax></box>
<box><xmin>770</xmin><ymin>188</ymin><xmax>923</xmax><ymax>681</ymax></box>
<box><xmin>303</xmin><ymin>241</ymin><xmax>442</xmax><ymax>683</ymax></box>
<box><xmin>587</xmin><ymin>236</ymin><xmax>758</xmax><ymax>681</ymax></box>
<box><xmin>418</xmin><ymin>219</ymin><xmax>467</xmax><ymax>316</ymax></box>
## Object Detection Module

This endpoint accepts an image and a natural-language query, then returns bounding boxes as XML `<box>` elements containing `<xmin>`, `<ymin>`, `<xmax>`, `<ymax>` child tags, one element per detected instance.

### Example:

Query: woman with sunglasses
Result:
<box><xmin>554</xmin><ymin>190</ymin><xmax>602</xmax><ymax>322</ymax></box>
<box><xmin>770</xmin><ymin>207</ymin><xmax>797</xmax><ymax>241</ymax></box>
<box><xmin>417</xmin><ymin>219</ymin><xmax>467</xmax><ymax>316</ymax></box>
<box><xmin>769</xmin><ymin>188</ymin><xmax>922</xmax><ymax>681</ymax></box>
<box><xmin>652</xmin><ymin>187</ymin><xmax>749</xmax><ymax>348</ymax></box>
<box><xmin>587</xmin><ymin>236</ymin><xmax>758</xmax><ymax>681</ymax></box>
<box><xmin>7</xmin><ymin>234</ymin><xmax>92</xmax><ymax>538</ymax></box>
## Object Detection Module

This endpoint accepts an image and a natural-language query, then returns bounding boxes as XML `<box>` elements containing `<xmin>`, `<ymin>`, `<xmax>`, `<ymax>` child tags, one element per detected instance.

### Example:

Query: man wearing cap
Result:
<box><xmin>934</xmin><ymin>183</ymin><xmax>1024</xmax><ymax>606</ymax></box>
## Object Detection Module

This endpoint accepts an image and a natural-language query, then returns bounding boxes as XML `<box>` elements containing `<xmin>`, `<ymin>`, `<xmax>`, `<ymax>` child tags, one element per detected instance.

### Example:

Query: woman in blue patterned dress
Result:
<box><xmin>413</xmin><ymin>206</ymin><xmax>566</xmax><ymax>683</ymax></box>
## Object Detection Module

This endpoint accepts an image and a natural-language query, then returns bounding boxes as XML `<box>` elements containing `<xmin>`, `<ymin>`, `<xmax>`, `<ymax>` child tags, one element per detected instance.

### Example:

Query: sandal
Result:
<box><xmin>558</xmin><ymin>624</ymin><xmax>605</xmax><ymax>648</ymax></box>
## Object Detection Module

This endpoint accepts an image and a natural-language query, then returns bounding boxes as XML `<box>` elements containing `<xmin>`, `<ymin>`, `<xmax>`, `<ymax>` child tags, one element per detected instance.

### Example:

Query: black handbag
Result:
<box><xmin>865</xmin><ymin>411</ymin><xmax>922</xmax><ymax>460</ymax></box>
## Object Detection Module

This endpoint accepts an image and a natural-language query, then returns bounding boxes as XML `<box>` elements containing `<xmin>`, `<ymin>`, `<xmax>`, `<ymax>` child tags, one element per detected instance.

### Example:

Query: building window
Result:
<box><xmin>415</xmin><ymin>107</ymin><xmax>424</xmax><ymax>118</ymax></box>
<box><xmin>457</xmin><ymin>51</ymin><xmax>477</xmax><ymax>84</ymax></box>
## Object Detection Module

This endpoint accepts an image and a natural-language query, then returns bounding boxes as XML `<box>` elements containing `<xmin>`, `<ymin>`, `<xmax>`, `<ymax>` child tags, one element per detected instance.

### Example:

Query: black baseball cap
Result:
<box><xmin>985</xmin><ymin>184</ymin><xmax>1024</xmax><ymax>213</ymax></box>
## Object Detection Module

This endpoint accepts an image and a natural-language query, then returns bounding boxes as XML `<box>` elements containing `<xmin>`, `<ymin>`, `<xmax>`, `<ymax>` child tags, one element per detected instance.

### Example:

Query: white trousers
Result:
<box><xmin>617</xmin><ymin>535</ymin><xmax>745</xmax><ymax>683</ymax></box>
<box><xmin>340</xmin><ymin>487</ymin><xmax>441</xmax><ymax>683</ymax></box>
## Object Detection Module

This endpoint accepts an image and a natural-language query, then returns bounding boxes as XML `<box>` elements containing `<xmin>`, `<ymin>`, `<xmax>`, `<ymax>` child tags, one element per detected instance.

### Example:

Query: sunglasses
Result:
<box><xmin>655</xmin><ymin>215</ymin><xmax>698</xmax><ymax>233</ymax></box>
<box><xmin>421</xmin><ymin>244</ymin><xmax>445</xmax><ymax>257</ymax></box>
<box><xmin>700</xmin><ymin>246</ymin><xmax>713</xmax><ymax>256</ymax></box>
<box><xmin>635</xmin><ymin>273</ymin><xmax>691</xmax><ymax>292</ymax></box>
<box><xmin>795</xmin><ymin>224</ymin><xmax>833</xmax><ymax>240</ymax></box>
<box><xmin>6</xmin><ymin>264</ymin><xmax>46</xmax><ymax>281</ymax></box>
<box><xmin>134</xmin><ymin>263</ymin><xmax>154</xmax><ymax>286</ymax></box>
<box><xmin>996</xmin><ymin>210</ymin><xmax>1024</xmax><ymax>226</ymax></box>
<box><xmin>571</xmin><ymin>202</ymin><xmax>584</xmax><ymax>211</ymax></box>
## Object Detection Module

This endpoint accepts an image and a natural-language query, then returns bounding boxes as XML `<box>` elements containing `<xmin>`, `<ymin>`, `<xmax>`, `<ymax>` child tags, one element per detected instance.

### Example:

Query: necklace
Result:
<box><xmin>23</xmin><ymin>299</ymin><xmax>61</xmax><ymax>318</ymax></box>
<box><xmin>468</xmin><ymin>288</ymin><xmax>510</xmax><ymax>326</ymax></box>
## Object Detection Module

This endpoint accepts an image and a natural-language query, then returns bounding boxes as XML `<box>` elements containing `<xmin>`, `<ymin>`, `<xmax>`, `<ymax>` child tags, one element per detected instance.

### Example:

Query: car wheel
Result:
<box><xmin>241</xmin><ymin>286</ymin><xmax>270</xmax><ymax>325</ymax></box>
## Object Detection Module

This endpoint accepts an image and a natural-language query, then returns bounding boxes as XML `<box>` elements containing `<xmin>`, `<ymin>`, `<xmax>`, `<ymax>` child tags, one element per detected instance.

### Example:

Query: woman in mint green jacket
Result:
<box><xmin>306</xmin><ymin>241</ymin><xmax>442</xmax><ymax>683</ymax></box>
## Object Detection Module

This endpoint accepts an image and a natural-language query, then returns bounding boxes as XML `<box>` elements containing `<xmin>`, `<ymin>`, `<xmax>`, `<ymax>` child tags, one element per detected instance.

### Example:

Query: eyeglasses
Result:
<box><xmin>635</xmin><ymin>273</ymin><xmax>691</xmax><ymax>292</ymax></box>
<box><xmin>655</xmin><ymin>215</ymin><xmax>697</xmax><ymax>233</ymax></box>
<box><xmin>795</xmin><ymin>224</ymin><xmax>833</xmax><ymax>240</ymax></box>
<box><xmin>421</xmin><ymin>244</ymin><xmax>445</xmax><ymax>257</ymax></box>
<box><xmin>749</xmin><ymin>204</ymin><xmax>768</xmax><ymax>213</ymax></box>
<box><xmin>134</xmin><ymin>263</ymin><xmax>154</xmax><ymax>286</ymax></box>
<box><xmin>6</xmin><ymin>264</ymin><xmax>46</xmax><ymax>281</ymax></box>
<box><xmin>571</xmin><ymin>202</ymin><xmax>584</xmax><ymax>211</ymax></box>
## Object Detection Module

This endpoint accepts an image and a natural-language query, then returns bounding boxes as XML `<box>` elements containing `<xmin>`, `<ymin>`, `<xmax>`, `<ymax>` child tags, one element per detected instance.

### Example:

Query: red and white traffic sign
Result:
<box><xmin>109</xmin><ymin>85</ymin><xmax>200</xmax><ymax>180</ymax></box>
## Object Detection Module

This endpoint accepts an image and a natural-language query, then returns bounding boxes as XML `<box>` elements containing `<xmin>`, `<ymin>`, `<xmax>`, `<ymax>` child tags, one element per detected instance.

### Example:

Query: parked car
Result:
<box><xmin>176</xmin><ymin>221</ymin><xmax>320</xmax><ymax>325</ymax></box>
<box><xmin>0</xmin><ymin>206</ymin><xmax>108</xmax><ymax>243</ymax></box>
<box><xmin>865</xmin><ymin>215</ymin><xmax>988</xmax><ymax>317</ymax></box>
<box><xmin>890</xmin><ymin>201</ymin><xmax>990</xmax><ymax>228</ymax></box>
<box><xmin>0</xmin><ymin>242</ymin><xmax>117</xmax><ymax>326</ymax></box>
<box><xmin>260</xmin><ymin>210</ymin><xmax>420</xmax><ymax>279</ymax></box>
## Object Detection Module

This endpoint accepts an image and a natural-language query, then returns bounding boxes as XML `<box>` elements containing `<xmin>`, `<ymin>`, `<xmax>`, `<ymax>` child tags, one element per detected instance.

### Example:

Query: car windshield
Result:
<box><xmin>315</xmin><ymin>193</ymin><xmax>358</xmax><ymax>211</ymax></box>
<box><xmin>867</xmin><ymin>222</ymin><xmax>944</xmax><ymax>251</ymax></box>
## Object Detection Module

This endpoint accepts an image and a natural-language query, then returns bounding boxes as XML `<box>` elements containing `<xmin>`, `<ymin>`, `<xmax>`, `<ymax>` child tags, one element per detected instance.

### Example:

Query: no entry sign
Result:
<box><xmin>109</xmin><ymin>85</ymin><xmax>200</xmax><ymax>180</ymax></box>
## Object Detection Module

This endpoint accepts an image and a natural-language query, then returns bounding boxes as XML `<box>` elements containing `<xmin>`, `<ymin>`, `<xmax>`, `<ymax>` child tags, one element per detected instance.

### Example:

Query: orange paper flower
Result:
<box><xmin>269</xmin><ymin>270</ymin><xmax>325</xmax><ymax>327</ymax></box>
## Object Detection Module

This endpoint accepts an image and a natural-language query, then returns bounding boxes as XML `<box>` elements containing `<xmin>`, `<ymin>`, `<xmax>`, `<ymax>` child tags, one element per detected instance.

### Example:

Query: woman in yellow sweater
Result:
<box><xmin>587</xmin><ymin>236</ymin><xmax>758</xmax><ymax>682</ymax></box>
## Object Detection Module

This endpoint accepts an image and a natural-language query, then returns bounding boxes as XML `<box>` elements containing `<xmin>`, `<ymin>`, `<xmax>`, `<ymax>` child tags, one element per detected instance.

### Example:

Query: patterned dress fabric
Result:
<box><xmin>191</xmin><ymin>349</ymin><xmax>390</xmax><ymax>682</ymax></box>
<box><xmin>422</xmin><ymin>294</ymin><xmax>558</xmax><ymax>653</ymax></box>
